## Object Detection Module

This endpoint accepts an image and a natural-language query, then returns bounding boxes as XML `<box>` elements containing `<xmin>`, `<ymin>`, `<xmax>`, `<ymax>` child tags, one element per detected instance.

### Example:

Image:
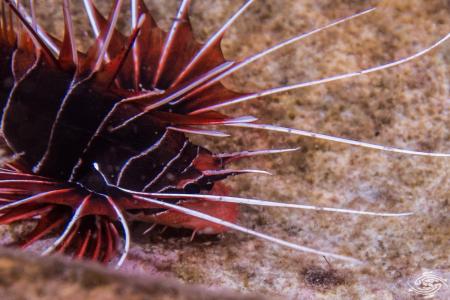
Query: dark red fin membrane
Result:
<box><xmin>174</xmin><ymin>81</ymin><xmax>249</xmax><ymax>114</ymax></box>
<box><xmin>152</xmin><ymin>0</ymin><xmax>198</xmax><ymax>89</ymax></box>
<box><xmin>2</xmin><ymin>55</ymin><xmax>74</xmax><ymax>167</ymax></box>
<box><xmin>0</xmin><ymin>166</ymin><xmax>121</xmax><ymax>262</ymax></box>
<box><xmin>58</xmin><ymin>0</ymin><xmax>78</xmax><ymax>71</ymax></box>
<box><xmin>0</xmin><ymin>50</ymin><xmax>14</xmax><ymax>119</ymax></box>
<box><xmin>18</xmin><ymin>206</ymin><xmax>68</xmax><ymax>248</ymax></box>
<box><xmin>117</xmin><ymin>0</ymin><xmax>241</xmax><ymax>111</ymax></box>
<box><xmin>100</xmin><ymin>24</ymin><xmax>144</xmax><ymax>89</ymax></box>
<box><xmin>129</xmin><ymin>0</ymin><xmax>165</xmax><ymax>91</ymax></box>
<box><xmin>77</xmin><ymin>1</ymin><xmax>122</xmax><ymax>78</ymax></box>
<box><xmin>0</xmin><ymin>203</ymin><xmax>52</xmax><ymax>224</ymax></box>
<box><xmin>85</xmin><ymin>2</ymin><xmax>134</xmax><ymax>88</ymax></box>
<box><xmin>151</xmin><ymin>0</ymin><xmax>229</xmax><ymax>92</ymax></box>
<box><xmin>4</xmin><ymin>0</ymin><xmax>58</xmax><ymax>67</ymax></box>
<box><xmin>12</xmin><ymin>34</ymin><xmax>37</xmax><ymax>81</ymax></box>
<box><xmin>170</xmin><ymin>34</ymin><xmax>227</xmax><ymax>89</ymax></box>
<box><xmin>0</xmin><ymin>3</ymin><xmax>15</xmax><ymax>117</ymax></box>
<box><xmin>75</xmin><ymin>226</ymin><xmax>92</xmax><ymax>259</ymax></box>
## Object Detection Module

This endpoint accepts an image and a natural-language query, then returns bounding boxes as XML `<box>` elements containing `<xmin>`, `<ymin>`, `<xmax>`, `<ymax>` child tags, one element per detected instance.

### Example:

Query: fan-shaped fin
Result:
<box><xmin>12</xmin><ymin>35</ymin><xmax>37</xmax><ymax>81</ymax></box>
<box><xmin>153</xmin><ymin>0</ymin><xmax>192</xmax><ymax>89</ymax></box>
<box><xmin>130</xmin><ymin>0</ymin><xmax>165</xmax><ymax>90</ymax></box>
<box><xmin>176</xmin><ymin>81</ymin><xmax>250</xmax><ymax>114</ymax></box>
<box><xmin>19</xmin><ymin>206</ymin><xmax>68</xmax><ymax>248</ymax></box>
<box><xmin>5</xmin><ymin>0</ymin><xmax>57</xmax><ymax>66</ymax></box>
<box><xmin>0</xmin><ymin>203</ymin><xmax>52</xmax><ymax>224</ymax></box>
<box><xmin>96</xmin><ymin>15</ymin><xmax>145</xmax><ymax>87</ymax></box>
<box><xmin>170</xmin><ymin>0</ymin><xmax>257</xmax><ymax>88</ymax></box>
<box><xmin>79</xmin><ymin>0</ymin><xmax>123</xmax><ymax>78</ymax></box>
<box><xmin>58</xmin><ymin>0</ymin><xmax>78</xmax><ymax>70</ymax></box>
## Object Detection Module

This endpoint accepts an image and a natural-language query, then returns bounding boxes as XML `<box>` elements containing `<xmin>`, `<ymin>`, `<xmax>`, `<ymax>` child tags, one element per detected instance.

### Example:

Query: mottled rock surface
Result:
<box><xmin>0</xmin><ymin>248</ymin><xmax>263</xmax><ymax>300</ymax></box>
<box><xmin>0</xmin><ymin>0</ymin><xmax>448</xmax><ymax>299</ymax></box>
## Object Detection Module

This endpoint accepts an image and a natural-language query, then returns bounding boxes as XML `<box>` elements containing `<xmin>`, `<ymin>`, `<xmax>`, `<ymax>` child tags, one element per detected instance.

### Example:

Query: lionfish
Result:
<box><xmin>0</xmin><ymin>0</ymin><xmax>448</xmax><ymax>267</ymax></box>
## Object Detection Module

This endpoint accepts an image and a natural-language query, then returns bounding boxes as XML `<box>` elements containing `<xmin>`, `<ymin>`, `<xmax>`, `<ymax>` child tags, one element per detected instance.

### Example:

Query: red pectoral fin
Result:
<box><xmin>150</xmin><ymin>200</ymin><xmax>238</xmax><ymax>234</ymax></box>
